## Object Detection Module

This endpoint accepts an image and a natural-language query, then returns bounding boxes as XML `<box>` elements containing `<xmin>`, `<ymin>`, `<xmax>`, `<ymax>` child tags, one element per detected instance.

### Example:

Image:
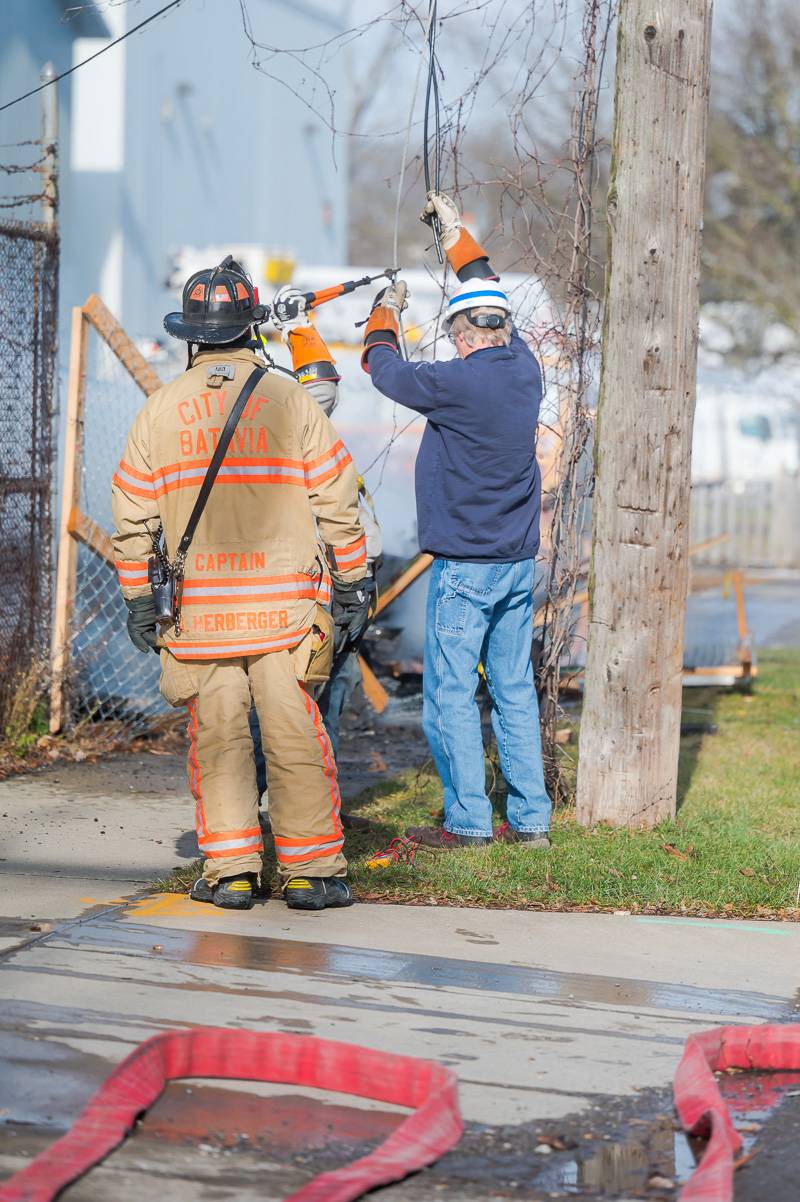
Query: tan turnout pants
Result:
<box><xmin>159</xmin><ymin>646</ymin><xmax>346</xmax><ymax>886</ymax></box>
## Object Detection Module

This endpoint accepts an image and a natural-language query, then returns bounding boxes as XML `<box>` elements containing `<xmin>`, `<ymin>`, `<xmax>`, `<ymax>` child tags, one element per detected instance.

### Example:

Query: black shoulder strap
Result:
<box><xmin>176</xmin><ymin>365</ymin><xmax>267</xmax><ymax>561</ymax></box>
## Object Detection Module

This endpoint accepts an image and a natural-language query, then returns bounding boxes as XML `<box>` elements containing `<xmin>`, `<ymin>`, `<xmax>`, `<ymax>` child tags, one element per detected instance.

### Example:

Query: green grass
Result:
<box><xmin>157</xmin><ymin>649</ymin><xmax>800</xmax><ymax>918</ymax></box>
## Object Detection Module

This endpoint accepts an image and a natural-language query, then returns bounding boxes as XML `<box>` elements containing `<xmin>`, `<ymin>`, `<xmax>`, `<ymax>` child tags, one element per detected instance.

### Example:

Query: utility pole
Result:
<box><xmin>40</xmin><ymin>62</ymin><xmax>58</xmax><ymax>226</ymax></box>
<box><xmin>575</xmin><ymin>0</ymin><xmax>713</xmax><ymax>827</ymax></box>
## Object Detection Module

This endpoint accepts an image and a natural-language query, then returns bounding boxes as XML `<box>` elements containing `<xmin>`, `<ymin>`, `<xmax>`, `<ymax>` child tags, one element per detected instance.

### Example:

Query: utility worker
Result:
<box><xmin>112</xmin><ymin>256</ymin><xmax>371</xmax><ymax>911</ymax></box>
<box><xmin>360</xmin><ymin>192</ymin><xmax>552</xmax><ymax>851</ymax></box>
<box><xmin>271</xmin><ymin>286</ymin><xmax>382</xmax><ymax>758</ymax></box>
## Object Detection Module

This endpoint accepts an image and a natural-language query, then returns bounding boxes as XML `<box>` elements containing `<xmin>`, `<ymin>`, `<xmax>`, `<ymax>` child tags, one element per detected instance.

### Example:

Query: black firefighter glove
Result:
<box><xmin>331</xmin><ymin>578</ymin><xmax>374</xmax><ymax>656</ymax></box>
<box><xmin>125</xmin><ymin>595</ymin><xmax>160</xmax><ymax>654</ymax></box>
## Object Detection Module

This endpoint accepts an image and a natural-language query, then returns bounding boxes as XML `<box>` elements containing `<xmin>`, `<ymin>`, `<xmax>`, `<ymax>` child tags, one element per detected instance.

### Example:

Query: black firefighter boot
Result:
<box><xmin>283</xmin><ymin>876</ymin><xmax>354</xmax><ymax>911</ymax></box>
<box><xmin>190</xmin><ymin>873</ymin><xmax>255</xmax><ymax>910</ymax></box>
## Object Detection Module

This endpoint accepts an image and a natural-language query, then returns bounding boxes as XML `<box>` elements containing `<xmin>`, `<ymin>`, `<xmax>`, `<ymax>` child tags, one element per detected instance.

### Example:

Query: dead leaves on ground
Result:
<box><xmin>661</xmin><ymin>842</ymin><xmax>695</xmax><ymax>861</ymax></box>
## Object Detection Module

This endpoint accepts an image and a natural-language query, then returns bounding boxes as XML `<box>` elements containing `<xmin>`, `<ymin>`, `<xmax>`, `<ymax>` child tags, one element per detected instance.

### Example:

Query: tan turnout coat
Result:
<box><xmin>111</xmin><ymin>347</ymin><xmax>367</xmax><ymax>661</ymax></box>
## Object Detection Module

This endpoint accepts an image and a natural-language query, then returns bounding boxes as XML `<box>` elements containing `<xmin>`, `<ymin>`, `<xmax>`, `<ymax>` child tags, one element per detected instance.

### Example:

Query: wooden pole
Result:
<box><xmin>575</xmin><ymin>0</ymin><xmax>713</xmax><ymax>827</ymax></box>
<box><xmin>39</xmin><ymin>63</ymin><xmax>58</xmax><ymax>227</ymax></box>
<box><xmin>50</xmin><ymin>308</ymin><xmax>89</xmax><ymax>732</ymax></box>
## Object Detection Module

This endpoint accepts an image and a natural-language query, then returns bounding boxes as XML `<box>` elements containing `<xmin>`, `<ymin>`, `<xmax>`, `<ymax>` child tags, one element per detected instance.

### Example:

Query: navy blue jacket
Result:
<box><xmin>368</xmin><ymin>330</ymin><xmax>542</xmax><ymax>562</ymax></box>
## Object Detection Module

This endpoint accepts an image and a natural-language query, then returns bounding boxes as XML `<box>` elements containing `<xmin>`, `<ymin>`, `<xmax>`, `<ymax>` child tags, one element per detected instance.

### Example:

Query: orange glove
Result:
<box><xmin>287</xmin><ymin>325</ymin><xmax>340</xmax><ymax>385</ymax></box>
<box><xmin>445</xmin><ymin>228</ymin><xmax>497</xmax><ymax>279</ymax></box>
<box><xmin>361</xmin><ymin>306</ymin><xmax>399</xmax><ymax>373</ymax></box>
<box><xmin>420</xmin><ymin>192</ymin><xmax>498</xmax><ymax>280</ymax></box>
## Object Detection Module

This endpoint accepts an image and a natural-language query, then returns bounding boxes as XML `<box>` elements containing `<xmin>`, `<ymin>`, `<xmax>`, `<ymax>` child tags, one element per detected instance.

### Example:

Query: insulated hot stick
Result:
<box><xmin>351</xmin><ymin>268</ymin><xmax>409</xmax><ymax>360</ymax></box>
<box><xmin>303</xmin><ymin>269</ymin><xmax>399</xmax><ymax>311</ymax></box>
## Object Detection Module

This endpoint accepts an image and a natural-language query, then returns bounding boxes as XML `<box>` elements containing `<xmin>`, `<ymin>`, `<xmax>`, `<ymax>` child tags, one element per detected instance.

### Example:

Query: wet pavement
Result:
<box><xmin>1</xmin><ymin>869</ymin><xmax>800</xmax><ymax>1198</ymax></box>
<box><xmin>2</xmin><ymin>731</ymin><xmax>800</xmax><ymax>1198</ymax></box>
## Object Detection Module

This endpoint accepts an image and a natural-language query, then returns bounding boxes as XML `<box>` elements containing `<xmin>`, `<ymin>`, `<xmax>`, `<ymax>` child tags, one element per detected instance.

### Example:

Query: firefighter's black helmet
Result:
<box><xmin>164</xmin><ymin>255</ymin><xmax>268</xmax><ymax>343</ymax></box>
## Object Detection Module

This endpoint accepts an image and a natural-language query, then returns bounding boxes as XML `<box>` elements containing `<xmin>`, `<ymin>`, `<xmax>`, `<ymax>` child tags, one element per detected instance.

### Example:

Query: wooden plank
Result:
<box><xmin>68</xmin><ymin>506</ymin><xmax>115</xmax><ymax>567</ymax></box>
<box><xmin>688</xmin><ymin>532</ymin><xmax>729</xmax><ymax>559</ymax></box>
<box><xmin>576</xmin><ymin>0</ymin><xmax>713</xmax><ymax>827</ymax></box>
<box><xmin>50</xmin><ymin>308</ymin><xmax>89</xmax><ymax>733</ymax></box>
<box><xmin>375</xmin><ymin>554</ymin><xmax>433</xmax><ymax>616</ymax></box>
<box><xmin>82</xmin><ymin>293</ymin><xmax>163</xmax><ymax>396</ymax></box>
<box><xmin>732</xmin><ymin>569</ymin><xmax>748</xmax><ymax>644</ymax></box>
<box><xmin>683</xmin><ymin>664</ymin><xmax>756</xmax><ymax>678</ymax></box>
<box><xmin>358</xmin><ymin>553</ymin><xmax>433</xmax><ymax>712</ymax></box>
<box><xmin>358</xmin><ymin>654</ymin><xmax>389</xmax><ymax>714</ymax></box>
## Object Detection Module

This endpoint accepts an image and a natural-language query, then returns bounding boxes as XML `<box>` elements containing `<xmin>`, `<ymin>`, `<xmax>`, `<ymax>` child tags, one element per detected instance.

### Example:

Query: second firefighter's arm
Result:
<box><xmin>288</xmin><ymin>319</ymin><xmax>384</xmax><ymax>573</ymax></box>
<box><xmin>286</xmin><ymin>323</ymin><xmax>340</xmax><ymax>417</ymax></box>
<box><xmin>111</xmin><ymin>407</ymin><xmax>160</xmax><ymax>598</ymax></box>
<box><xmin>299</xmin><ymin>390</ymin><xmax>367</xmax><ymax>584</ymax></box>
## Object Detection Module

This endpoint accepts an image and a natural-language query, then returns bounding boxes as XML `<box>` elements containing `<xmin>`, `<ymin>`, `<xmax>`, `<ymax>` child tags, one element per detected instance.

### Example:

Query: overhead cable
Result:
<box><xmin>0</xmin><ymin>0</ymin><xmax>190</xmax><ymax>116</ymax></box>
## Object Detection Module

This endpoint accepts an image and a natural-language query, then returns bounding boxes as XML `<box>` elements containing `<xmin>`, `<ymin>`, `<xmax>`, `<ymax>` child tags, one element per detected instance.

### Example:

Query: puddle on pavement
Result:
<box><xmin>532</xmin><ymin>1071</ymin><xmax>800</xmax><ymax>1199</ymax></box>
<box><xmin>722</xmin><ymin>1067</ymin><xmax>800</xmax><ymax>1120</ymax></box>
<box><xmin>533</xmin><ymin>1116</ymin><xmax>688</xmax><ymax>1196</ymax></box>
<box><xmin>55</xmin><ymin>916</ymin><xmax>791</xmax><ymax>1022</ymax></box>
<box><xmin>139</xmin><ymin>1081</ymin><xmax>402</xmax><ymax>1153</ymax></box>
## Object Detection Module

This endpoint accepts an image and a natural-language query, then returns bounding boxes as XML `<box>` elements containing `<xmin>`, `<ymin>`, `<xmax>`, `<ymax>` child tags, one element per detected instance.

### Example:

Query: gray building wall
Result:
<box><xmin>0</xmin><ymin>0</ymin><xmax>349</xmax><ymax>343</ymax></box>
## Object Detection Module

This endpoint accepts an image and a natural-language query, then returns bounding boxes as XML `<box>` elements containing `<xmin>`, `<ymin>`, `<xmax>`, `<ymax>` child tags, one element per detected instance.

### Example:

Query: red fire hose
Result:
<box><xmin>675</xmin><ymin>1023</ymin><xmax>800</xmax><ymax>1202</ymax></box>
<box><xmin>0</xmin><ymin>1029</ymin><xmax>462</xmax><ymax>1202</ymax></box>
<box><xmin>2</xmin><ymin>1022</ymin><xmax>797</xmax><ymax>1200</ymax></box>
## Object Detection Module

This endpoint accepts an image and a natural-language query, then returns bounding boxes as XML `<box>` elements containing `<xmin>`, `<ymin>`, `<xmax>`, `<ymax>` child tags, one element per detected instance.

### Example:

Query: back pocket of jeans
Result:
<box><xmin>446</xmin><ymin>563</ymin><xmax>505</xmax><ymax>598</ymax></box>
<box><xmin>435</xmin><ymin>586</ymin><xmax>467</xmax><ymax>634</ymax></box>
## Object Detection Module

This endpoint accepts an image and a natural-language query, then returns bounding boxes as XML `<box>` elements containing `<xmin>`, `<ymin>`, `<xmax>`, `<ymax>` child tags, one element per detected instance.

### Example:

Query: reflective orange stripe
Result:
<box><xmin>307</xmin><ymin>461</ymin><xmax>351</xmax><ymax>489</ymax></box>
<box><xmin>185</xmin><ymin>574</ymin><xmax>318</xmax><ymax>587</ymax></box>
<box><xmin>180</xmin><ymin>573</ymin><xmax>324</xmax><ymax>606</ymax></box>
<box><xmin>159</xmin><ymin>456</ymin><xmax>305</xmax><ymax>473</ymax></box>
<box><xmin>198</xmin><ymin>825</ymin><xmax>261</xmax><ymax>844</ymax></box>
<box><xmin>112</xmin><ymin>472</ymin><xmax>156</xmax><ymax>500</ymax></box>
<box><xmin>332</xmin><ymin>536</ymin><xmax>367</xmax><ymax>569</ymax></box>
<box><xmin>274</xmin><ymin>833</ymin><xmax>340</xmax><ymax>848</ymax></box>
<box><xmin>300</xmin><ymin>685</ymin><xmax>342</xmax><ymax>841</ymax></box>
<box><xmin>118</xmin><ymin>459</ymin><xmax>154</xmax><ymax>483</ymax></box>
<box><xmin>187</xmin><ymin>701</ymin><xmax>206</xmax><ymax>843</ymax></box>
<box><xmin>304</xmin><ymin>440</ymin><xmax>347</xmax><ymax>471</ymax></box>
<box><xmin>165</xmin><ymin>628</ymin><xmax>310</xmax><ymax>660</ymax></box>
<box><xmin>181</xmin><ymin>591</ymin><xmax>317</xmax><ymax>606</ymax></box>
<box><xmin>154</xmin><ymin>474</ymin><xmax>306</xmax><ymax>497</ymax></box>
<box><xmin>276</xmin><ymin>841</ymin><xmax>345</xmax><ymax>864</ymax></box>
<box><xmin>115</xmin><ymin>560</ymin><xmax>149</xmax><ymax>587</ymax></box>
<box><xmin>204</xmin><ymin>843</ymin><xmax>265</xmax><ymax>860</ymax></box>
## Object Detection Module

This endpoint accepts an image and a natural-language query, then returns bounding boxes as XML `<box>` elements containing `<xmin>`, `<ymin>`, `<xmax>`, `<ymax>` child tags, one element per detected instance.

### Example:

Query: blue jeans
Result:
<box><xmin>423</xmin><ymin>558</ymin><xmax>551</xmax><ymax>838</ymax></box>
<box><xmin>317</xmin><ymin>650</ymin><xmax>361</xmax><ymax>760</ymax></box>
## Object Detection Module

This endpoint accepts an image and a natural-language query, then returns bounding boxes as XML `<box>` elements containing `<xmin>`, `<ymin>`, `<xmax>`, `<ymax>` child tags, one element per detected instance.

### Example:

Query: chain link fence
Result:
<box><xmin>53</xmin><ymin>299</ymin><xmax>173</xmax><ymax>739</ymax></box>
<box><xmin>0</xmin><ymin>217</ymin><xmax>58</xmax><ymax>738</ymax></box>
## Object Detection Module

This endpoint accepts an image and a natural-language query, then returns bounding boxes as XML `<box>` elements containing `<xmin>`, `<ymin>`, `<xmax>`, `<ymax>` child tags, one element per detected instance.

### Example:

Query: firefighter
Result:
<box><xmin>360</xmin><ymin>193</ymin><xmax>552</xmax><ymax>851</ymax></box>
<box><xmin>112</xmin><ymin>257</ymin><xmax>371</xmax><ymax>911</ymax></box>
<box><xmin>271</xmin><ymin>286</ymin><xmax>382</xmax><ymax>757</ymax></box>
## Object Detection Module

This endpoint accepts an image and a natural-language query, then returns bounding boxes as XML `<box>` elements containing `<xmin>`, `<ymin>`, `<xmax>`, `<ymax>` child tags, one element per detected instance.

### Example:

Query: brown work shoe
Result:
<box><xmin>495</xmin><ymin>821</ymin><xmax>551</xmax><ymax>849</ymax></box>
<box><xmin>405</xmin><ymin>825</ymin><xmax>492</xmax><ymax>849</ymax></box>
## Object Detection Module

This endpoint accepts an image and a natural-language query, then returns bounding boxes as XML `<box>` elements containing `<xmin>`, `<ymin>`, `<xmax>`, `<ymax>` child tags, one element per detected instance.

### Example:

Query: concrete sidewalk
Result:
<box><xmin>1</xmin><ymin>757</ymin><xmax>799</xmax><ymax>1199</ymax></box>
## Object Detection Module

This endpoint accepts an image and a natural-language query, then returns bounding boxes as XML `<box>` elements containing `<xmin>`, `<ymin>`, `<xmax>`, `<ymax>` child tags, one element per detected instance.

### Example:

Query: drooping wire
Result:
<box><xmin>0</xmin><ymin>0</ymin><xmax>190</xmax><ymax>116</ymax></box>
<box><xmin>371</xmin><ymin>0</ymin><xmax>444</xmax><ymax>493</ymax></box>
<box><xmin>422</xmin><ymin>0</ymin><xmax>444</xmax><ymax>262</ymax></box>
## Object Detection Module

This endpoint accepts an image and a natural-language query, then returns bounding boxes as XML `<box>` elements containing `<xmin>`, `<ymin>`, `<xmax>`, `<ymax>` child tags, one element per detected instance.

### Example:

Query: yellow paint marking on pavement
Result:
<box><xmin>125</xmin><ymin>893</ymin><xmax>198</xmax><ymax>920</ymax></box>
<box><xmin>79</xmin><ymin>897</ymin><xmax>132</xmax><ymax>905</ymax></box>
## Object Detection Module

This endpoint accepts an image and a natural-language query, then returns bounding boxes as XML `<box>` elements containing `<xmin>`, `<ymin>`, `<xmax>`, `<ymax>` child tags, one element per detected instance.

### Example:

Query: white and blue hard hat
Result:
<box><xmin>443</xmin><ymin>278</ymin><xmax>512</xmax><ymax>331</ymax></box>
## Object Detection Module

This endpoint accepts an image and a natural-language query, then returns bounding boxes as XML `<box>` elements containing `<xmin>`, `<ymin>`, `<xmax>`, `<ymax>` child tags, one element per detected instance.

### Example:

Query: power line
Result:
<box><xmin>0</xmin><ymin>0</ymin><xmax>190</xmax><ymax>116</ymax></box>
